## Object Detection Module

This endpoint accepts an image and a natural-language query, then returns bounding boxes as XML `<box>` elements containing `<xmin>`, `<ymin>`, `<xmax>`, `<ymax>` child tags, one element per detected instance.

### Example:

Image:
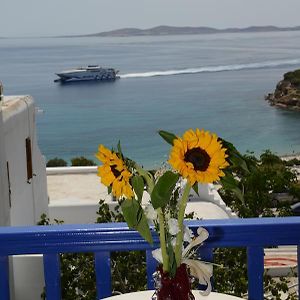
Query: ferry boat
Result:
<box><xmin>54</xmin><ymin>65</ymin><xmax>119</xmax><ymax>83</ymax></box>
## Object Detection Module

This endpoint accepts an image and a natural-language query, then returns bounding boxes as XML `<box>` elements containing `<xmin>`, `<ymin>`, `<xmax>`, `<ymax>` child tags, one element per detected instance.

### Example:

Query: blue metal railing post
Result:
<box><xmin>95</xmin><ymin>251</ymin><xmax>111</xmax><ymax>299</ymax></box>
<box><xmin>0</xmin><ymin>256</ymin><xmax>10</xmax><ymax>300</ymax></box>
<box><xmin>247</xmin><ymin>246</ymin><xmax>264</xmax><ymax>300</ymax></box>
<box><xmin>146</xmin><ymin>250</ymin><xmax>157</xmax><ymax>289</ymax></box>
<box><xmin>43</xmin><ymin>254</ymin><xmax>61</xmax><ymax>300</ymax></box>
<box><xmin>297</xmin><ymin>245</ymin><xmax>300</xmax><ymax>297</ymax></box>
<box><xmin>197</xmin><ymin>246</ymin><xmax>213</xmax><ymax>291</ymax></box>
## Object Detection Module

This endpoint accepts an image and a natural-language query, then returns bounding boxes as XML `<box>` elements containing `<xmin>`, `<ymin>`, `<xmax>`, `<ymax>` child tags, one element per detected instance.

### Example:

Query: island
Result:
<box><xmin>265</xmin><ymin>69</ymin><xmax>300</xmax><ymax>111</ymax></box>
<box><xmin>60</xmin><ymin>25</ymin><xmax>300</xmax><ymax>38</ymax></box>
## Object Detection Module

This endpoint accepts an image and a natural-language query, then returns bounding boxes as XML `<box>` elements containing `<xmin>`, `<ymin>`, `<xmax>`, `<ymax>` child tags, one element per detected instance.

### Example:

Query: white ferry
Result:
<box><xmin>54</xmin><ymin>65</ymin><xmax>119</xmax><ymax>83</ymax></box>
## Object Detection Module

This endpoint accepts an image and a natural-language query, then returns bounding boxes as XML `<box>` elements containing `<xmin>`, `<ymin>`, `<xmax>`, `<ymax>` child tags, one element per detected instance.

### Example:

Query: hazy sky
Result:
<box><xmin>1</xmin><ymin>0</ymin><xmax>300</xmax><ymax>37</ymax></box>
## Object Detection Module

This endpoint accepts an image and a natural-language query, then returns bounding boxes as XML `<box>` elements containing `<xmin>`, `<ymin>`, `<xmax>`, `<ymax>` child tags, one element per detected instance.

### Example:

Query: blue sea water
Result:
<box><xmin>1</xmin><ymin>31</ymin><xmax>300</xmax><ymax>168</ymax></box>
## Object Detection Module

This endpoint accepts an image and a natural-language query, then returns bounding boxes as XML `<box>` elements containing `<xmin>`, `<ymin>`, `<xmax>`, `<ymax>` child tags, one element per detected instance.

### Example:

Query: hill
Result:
<box><xmin>63</xmin><ymin>25</ymin><xmax>300</xmax><ymax>38</ymax></box>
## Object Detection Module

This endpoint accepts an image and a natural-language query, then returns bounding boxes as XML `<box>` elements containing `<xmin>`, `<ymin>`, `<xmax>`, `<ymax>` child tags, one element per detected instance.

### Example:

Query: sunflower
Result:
<box><xmin>169</xmin><ymin>129</ymin><xmax>229</xmax><ymax>185</ymax></box>
<box><xmin>96</xmin><ymin>145</ymin><xmax>134</xmax><ymax>199</ymax></box>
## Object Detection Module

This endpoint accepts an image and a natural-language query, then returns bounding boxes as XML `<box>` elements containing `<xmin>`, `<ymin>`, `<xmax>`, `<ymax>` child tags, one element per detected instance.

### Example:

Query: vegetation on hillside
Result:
<box><xmin>283</xmin><ymin>69</ymin><xmax>300</xmax><ymax>87</ymax></box>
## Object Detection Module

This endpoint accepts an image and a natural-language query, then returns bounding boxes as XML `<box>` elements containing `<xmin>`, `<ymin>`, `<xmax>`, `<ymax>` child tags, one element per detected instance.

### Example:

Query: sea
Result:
<box><xmin>1</xmin><ymin>31</ymin><xmax>300</xmax><ymax>168</ymax></box>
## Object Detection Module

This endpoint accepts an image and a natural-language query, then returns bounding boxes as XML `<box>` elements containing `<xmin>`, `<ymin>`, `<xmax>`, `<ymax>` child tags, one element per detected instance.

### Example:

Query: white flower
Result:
<box><xmin>152</xmin><ymin>248</ymin><xmax>163</xmax><ymax>264</ymax></box>
<box><xmin>171</xmin><ymin>237</ymin><xmax>177</xmax><ymax>248</ymax></box>
<box><xmin>168</xmin><ymin>218</ymin><xmax>180</xmax><ymax>235</ymax></box>
<box><xmin>182</xmin><ymin>258</ymin><xmax>213</xmax><ymax>296</ymax></box>
<box><xmin>183</xmin><ymin>225</ymin><xmax>194</xmax><ymax>243</ymax></box>
<box><xmin>182</xmin><ymin>227</ymin><xmax>209</xmax><ymax>258</ymax></box>
<box><xmin>144</xmin><ymin>204</ymin><xmax>157</xmax><ymax>221</ymax></box>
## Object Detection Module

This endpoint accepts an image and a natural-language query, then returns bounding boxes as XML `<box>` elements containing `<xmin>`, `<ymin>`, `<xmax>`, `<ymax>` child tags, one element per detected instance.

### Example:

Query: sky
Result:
<box><xmin>1</xmin><ymin>0</ymin><xmax>300</xmax><ymax>37</ymax></box>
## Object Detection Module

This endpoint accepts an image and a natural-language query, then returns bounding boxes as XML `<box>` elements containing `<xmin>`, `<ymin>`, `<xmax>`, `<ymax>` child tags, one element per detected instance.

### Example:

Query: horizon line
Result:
<box><xmin>2</xmin><ymin>24</ymin><xmax>300</xmax><ymax>39</ymax></box>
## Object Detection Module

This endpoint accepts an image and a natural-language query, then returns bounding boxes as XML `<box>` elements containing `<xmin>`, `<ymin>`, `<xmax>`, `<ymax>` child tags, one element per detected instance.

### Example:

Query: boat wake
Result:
<box><xmin>120</xmin><ymin>59</ymin><xmax>300</xmax><ymax>79</ymax></box>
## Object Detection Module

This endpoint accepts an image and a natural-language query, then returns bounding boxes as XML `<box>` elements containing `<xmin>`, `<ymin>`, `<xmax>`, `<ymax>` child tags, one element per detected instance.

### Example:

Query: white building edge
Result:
<box><xmin>0</xmin><ymin>94</ymin><xmax>237</xmax><ymax>299</ymax></box>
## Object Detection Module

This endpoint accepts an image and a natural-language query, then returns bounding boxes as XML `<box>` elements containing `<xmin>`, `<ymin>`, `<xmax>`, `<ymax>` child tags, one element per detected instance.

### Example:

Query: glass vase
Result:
<box><xmin>152</xmin><ymin>264</ymin><xmax>195</xmax><ymax>300</ymax></box>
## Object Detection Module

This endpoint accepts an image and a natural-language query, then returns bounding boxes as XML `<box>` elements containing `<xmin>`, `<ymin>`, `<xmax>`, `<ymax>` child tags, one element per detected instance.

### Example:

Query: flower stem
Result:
<box><xmin>174</xmin><ymin>182</ymin><xmax>192</xmax><ymax>266</ymax></box>
<box><xmin>157</xmin><ymin>207</ymin><xmax>169</xmax><ymax>272</ymax></box>
<box><xmin>134</xmin><ymin>163</ymin><xmax>154</xmax><ymax>193</ymax></box>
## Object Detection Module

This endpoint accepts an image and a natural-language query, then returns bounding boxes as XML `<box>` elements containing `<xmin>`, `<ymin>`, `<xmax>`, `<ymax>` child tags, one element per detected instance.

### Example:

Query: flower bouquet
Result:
<box><xmin>96</xmin><ymin>128</ymin><xmax>245</xmax><ymax>300</ymax></box>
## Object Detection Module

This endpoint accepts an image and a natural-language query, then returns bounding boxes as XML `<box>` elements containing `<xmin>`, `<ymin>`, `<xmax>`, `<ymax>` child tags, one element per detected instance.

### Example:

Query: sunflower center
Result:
<box><xmin>184</xmin><ymin>147</ymin><xmax>211</xmax><ymax>171</ymax></box>
<box><xmin>111</xmin><ymin>165</ymin><xmax>122</xmax><ymax>178</ymax></box>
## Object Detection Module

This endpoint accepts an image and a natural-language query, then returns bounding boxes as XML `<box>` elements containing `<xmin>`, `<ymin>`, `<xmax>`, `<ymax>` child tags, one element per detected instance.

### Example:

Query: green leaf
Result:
<box><xmin>117</xmin><ymin>140</ymin><xmax>123</xmax><ymax>158</ymax></box>
<box><xmin>151</xmin><ymin>171</ymin><xmax>179</xmax><ymax>209</ymax></box>
<box><xmin>158</xmin><ymin>130</ymin><xmax>177</xmax><ymax>146</ymax></box>
<box><xmin>219</xmin><ymin>138</ymin><xmax>237</xmax><ymax>153</ymax></box>
<box><xmin>220</xmin><ymin>138</ymin><xmax>249</xmax><ymax>173</ymax></box>
<box><xmin>232</xmin><ymin>187</ymin><xmax>244</xmax><ymax>203</ymax></box>
<box><xmin>121</xmin><ymin>199</ymin><xmax>153</xmax><ymax>244</ymax></box>
<box><xmin>167</xmin><ymin>240</ymin><xmax>177</xmax><ymax>278</ymax></box>
<box><xmin>107</xmin><ymin>185</ymin><xmax>112</xmax><ymax>195</ymax></box>
<box><xmin>220</xmin><ymin>172</ymin><xmax>244</xmax><ymax>203</ymax></box>
<box><xmin>220</xmin><ymin>172</ymin><xmax>238</xmax><ymax>190</ymax></box>
<box><xmin>230</xmin><ymin>154</ymin><xmax>249</xmax><ymax>173</ymax></box>
<box><xmin>192</xmin><ymin>182</ymin><xmax>199</xmax><ymax>196</ymax></box>
<box><xmin>132</xmin><ymin>175</ymin><xmax>144</xmax><ymax>201</ymax></box>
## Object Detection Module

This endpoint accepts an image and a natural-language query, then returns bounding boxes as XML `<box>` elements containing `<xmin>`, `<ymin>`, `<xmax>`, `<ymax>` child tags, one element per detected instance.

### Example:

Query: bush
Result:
<box><xmin>214</xmin><ymin>246</ymin><xmax>297</xmax><ymax>299</ymax></box>
<box><xmin>219</xmin><ymin>150</ymin><xmax>297</xmax><ymax>217</ymax></box>
<box><xmin>214</xmin><ymin>150</ymin><xmax>297</xmax><ymax>299</ymax></box>
<box><xmin>283</xmin><ymin>69</ymin><xmax>300</xmax><ymax>87</ymax></box>
<box><xmin>71</xmin><ymin>156</ymin><xmax>96</xmax><ymax>166</ymax></box>
<box><xmin>46</xmin><ymin>157</ymin><xmax>67</xmax><ymax>167</ymax></box>
<box><xmin>285</xmin><ymin>158</ymin><xmax>300</xmax><ymax>166</ymax></box>
<box><xmin>289</xmin><ymin>183</ymin><xmax>300</xmax><ymax>202</ymax></box>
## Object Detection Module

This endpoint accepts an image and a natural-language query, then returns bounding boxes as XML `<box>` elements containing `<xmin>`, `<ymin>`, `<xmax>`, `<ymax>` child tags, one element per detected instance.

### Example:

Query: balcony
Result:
<box><xmin>0</xmin><ymin>217</ymin><xmax>299</xmax><ymax>299</ymax></box>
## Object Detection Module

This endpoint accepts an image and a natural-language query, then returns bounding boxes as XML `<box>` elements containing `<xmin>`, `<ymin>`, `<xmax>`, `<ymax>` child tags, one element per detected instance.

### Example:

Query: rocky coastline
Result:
<box><xmin>265</xmin><ymin>69</ymin><xmax>300</xmax><ymax>111</ymax></box>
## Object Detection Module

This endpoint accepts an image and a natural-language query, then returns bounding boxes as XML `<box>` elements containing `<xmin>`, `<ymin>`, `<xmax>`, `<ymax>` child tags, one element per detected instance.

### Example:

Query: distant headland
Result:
<box><xmin>265</xmin><ymin>69</ymin><xmax>300</xmax><ymax>111</ymax></box>
<box><xmin>60</xmin><ymin>25</ymin><xmax>300</xmax><ymax>38</ymax></box>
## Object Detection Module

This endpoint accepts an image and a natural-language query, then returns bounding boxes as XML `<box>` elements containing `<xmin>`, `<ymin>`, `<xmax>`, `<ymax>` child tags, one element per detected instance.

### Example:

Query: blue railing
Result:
<box><xmin>0</xmin><ymin>217</ymin><xmax>300</xmax><ymax>300</ymax></box>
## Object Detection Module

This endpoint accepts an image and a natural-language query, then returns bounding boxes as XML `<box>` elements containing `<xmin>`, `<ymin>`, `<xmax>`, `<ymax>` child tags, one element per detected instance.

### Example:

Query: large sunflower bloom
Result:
<box><xmin>169</xmin><ymin>129</ymin><xmax>229</xmax><ymax>185</ymax></box>
<box><xmin>96</xmin><ymin>145</ymin><xmax>134</xmax><ymax>199</ymax></box>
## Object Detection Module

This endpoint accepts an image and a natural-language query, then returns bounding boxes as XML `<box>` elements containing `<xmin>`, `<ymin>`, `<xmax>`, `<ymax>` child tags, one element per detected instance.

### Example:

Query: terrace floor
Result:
<box><xmin>46</xmin><ymin>167</ymin><xmax>236</xmax><ymax>219</ymax></box>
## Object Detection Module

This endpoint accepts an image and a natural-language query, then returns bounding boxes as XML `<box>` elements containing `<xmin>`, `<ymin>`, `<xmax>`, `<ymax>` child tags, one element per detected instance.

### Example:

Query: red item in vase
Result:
<box><xmin>157</xmin><ymin>264</ymin><xmax>195</xmax><ymax>300</ymax></box>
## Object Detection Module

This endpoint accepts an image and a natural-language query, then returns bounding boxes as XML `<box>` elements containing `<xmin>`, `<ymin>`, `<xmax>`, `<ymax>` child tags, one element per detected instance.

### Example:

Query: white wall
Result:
<box><xmin>2</xmin><ymin>96</ymin><xmax>48</xmax><ymax>225</ymax></box>
<box><xmin>0</xmin><ymin>105</ymin><xmax>10</xmax><ymax>226</ymax></box>
<box><xmin>1</xmin><ymin>95</ymin><xmax>49</xmax><ymax>300</ymax></box>
<box><xmin>12</xmin><ymin>255</ymin><xmax>45</xmax><ymax>300</ymax></box>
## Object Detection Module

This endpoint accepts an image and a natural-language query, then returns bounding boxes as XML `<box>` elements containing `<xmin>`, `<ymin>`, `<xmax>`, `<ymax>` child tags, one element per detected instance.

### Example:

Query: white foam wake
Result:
<box><xmin>120</xmin><ymin>59</ymin><xmax>300</xmax><ymax>79</ymax></box>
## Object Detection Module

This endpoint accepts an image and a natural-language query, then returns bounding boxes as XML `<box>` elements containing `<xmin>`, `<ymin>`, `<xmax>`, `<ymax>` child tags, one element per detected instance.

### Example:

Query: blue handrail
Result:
<box><xmin>0</xmin><ymin>217</ymin><xmax>299</xmax><ymax>299</ymax></box>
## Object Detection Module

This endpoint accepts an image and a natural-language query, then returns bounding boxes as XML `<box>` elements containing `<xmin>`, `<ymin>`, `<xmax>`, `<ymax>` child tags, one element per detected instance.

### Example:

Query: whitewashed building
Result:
<box><xmin>0</xmin><ymin>94</ymin><xmax>48</xmax><ymax>300</ymax></box>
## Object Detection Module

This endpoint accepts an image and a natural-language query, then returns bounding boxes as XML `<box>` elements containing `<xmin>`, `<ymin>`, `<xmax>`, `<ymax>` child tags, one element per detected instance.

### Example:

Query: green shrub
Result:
<box><xmin>219</xmin><ymin>150</ymin><xmax>297</xmax><ymax>217</ymax></box>
<box><xmin>71</xmin><ymin>156</ymin><xmax>96</xmax><ymax>166</ymax></box>
<box><xmin>214</xmin><ymin>247</ymin><xmax>297</xmax><ymax>299</ymax></box>
<box><xmin>46</xmin><ymin>157</ymin><xmax>67</xmax><ymax>167</ymax></box>
<box><xmin>285</xmin><ymin>158</ymin><xmax>300</xmax><ymax>166</ymax></box>
<box><xmin>289</xmin><ymin>183</ymin><xmax>300</xmax><ymax>202</ymax></box>
<box><xmin>214</xmin><ymin>150</ymin><xmax>297</xmax><ymax>299</ymax></box>
<box><xmin>283</xmin><ymin>69</ymin><xmax>300</xmax><ymax>87</ymax></box>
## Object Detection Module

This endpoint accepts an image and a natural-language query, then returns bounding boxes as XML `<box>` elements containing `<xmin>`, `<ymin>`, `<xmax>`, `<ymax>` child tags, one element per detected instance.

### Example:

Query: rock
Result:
<box><xmin>266</xmin><ymin>69</ymin><xmax>300</xmax><ymax>111</ymax></box>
